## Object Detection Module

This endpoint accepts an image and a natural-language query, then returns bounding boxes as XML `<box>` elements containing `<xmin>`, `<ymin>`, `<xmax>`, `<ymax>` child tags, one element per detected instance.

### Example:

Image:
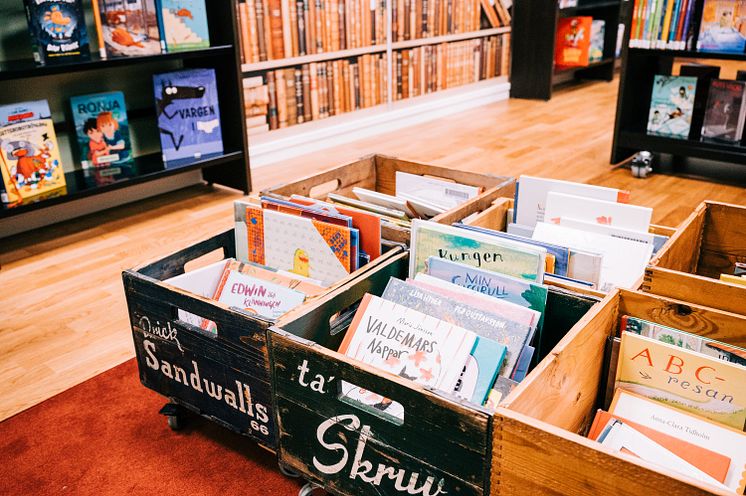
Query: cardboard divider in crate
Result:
<box><xmin>260</xmin><ymin>153</ymin><xmax>516</xmax><ymax>245</ymax></box>
<box><xmin>494</xmin><ymin>289</ymin><xmax>746</xmax><ymax>496</ymax></box>
<box><xmin>647</xmin><ymin>201</ymin><xmax>746</xmax><ymax>315</ymax></box>
<box><xmin>122</xmin><ymin>228</ymin><xmax>404</xmax><ymax>450</ymax></box>
<box><xmin>268</xmin><ymin>251</ymin><xmax>601</xmax><ymax>496</ymax></box>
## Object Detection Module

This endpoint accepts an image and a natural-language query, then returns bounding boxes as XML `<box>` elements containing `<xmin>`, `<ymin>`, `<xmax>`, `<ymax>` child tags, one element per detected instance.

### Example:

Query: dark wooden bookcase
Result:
<box><xmin>0</xmin><ymin>0</ymin><xmax>251</xmax><ymax>223</ymax></box>
<box><xmin>610</xmin><ymin>0</ymin><xmax>746</xmax><ymax>181</ymax></box>
<box><xmin>510</xmin><ymin>0</ymin><xmax>621</xmax><ymax>100</ymax></box>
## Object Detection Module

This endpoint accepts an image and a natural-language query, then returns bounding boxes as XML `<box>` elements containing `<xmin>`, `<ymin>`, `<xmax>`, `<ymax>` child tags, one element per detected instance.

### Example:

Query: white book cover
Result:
<box><xmin>212</xmin><ymin>270</ymin><xmax>306</xmax><ymax>320</ymax></box>
<box><xmin>544</xmin><ymin>192</ymin><xmax>652</xmax><ymax>233</ymax></box>
<box><xmin>557</xmin><ymin>217</ymin><xmax>655</xmax><ymax>246</ymax></box>
<box><xmin>610</xmin><ymin>390</ymin><xmax>746</xmax><ymax>494</ymax></box>
<box><xmin>532</xmin><ymin>222</ymin><xmax>653</xmax><ymax>291</ymax></box>
<box><xmin>516</xmin><ymin>176</ymin><xmax>630</xmax><ymax>228</ymax></box>
<box><xmin>165</xmin><ymin>259</ymin><xmax>229</xmax><ymax>328</ymax></box>
<box><xmin>352</xmin><ymin>187</ymin><xmax>418</xmax><ymax>218</ymax></box>
<box><xmin>395</xmin><ymin>171</ymin><xmax>480</xmax><ymax>210</ymax></box>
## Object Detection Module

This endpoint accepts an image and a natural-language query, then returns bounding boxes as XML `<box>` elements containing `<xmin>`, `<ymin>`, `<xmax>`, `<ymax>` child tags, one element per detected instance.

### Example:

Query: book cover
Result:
<box><xmin>610</xmin><ymin>389</ymin><xmax>746</xmax><ymax>493</ymax></box>
<box><xmin>484</xmin><ymin>376</ymin><xmax>518</xmax><ymax>410</ymax></box>
<box><xmin>701</xmin><ymin>79</ymin><xmax>746</xmax><ymax>143</ymax></box>
<box><xmin>410</xmin><ymin>219</ymin><xmax>547</xmax><ymax>282</ymax></box>
<box><xmin>646</xmin><ymin>75</ymin><xmax>697</xmax><ymax>139</ymax></box>
<box><xmin>0</xmin><ymin>101</ymin><xmax>66</xmax><ymax>204</ymax></box>
<box><xmin>99</xmin><ymin>0</ymin><xmax>162</xmax><ymax>57</ymax></box>
<box><xmin>697</xmin><ymin>0</ymin><xmax>746</xmax><ymax>53</ymax></box>
<box><xmin>453</xmin><ymin>337</ymin><xmax>506</xmax><ymax>405</ymax></box>
<box><xmin>158</xmin><ymin>0</ymin><xmax>211</xmax><ymax>52</ymax></box>
<box><xmin>589</xmin><ymin>19</ymin><xmax>605</xmax><ymax>63</ymax></box>
<box><xmin>23</xmin><ymin>0</ymin><xmax>90</xmax><ymax>65</ymax></box>
<box><xmin>555</xmin><ymin>16</ymin><xmax>593</xmax><ymax>68</ymax></box>
<box><xmin>616</xmin><ymin>331</ymin><xmax>746</xmax><ymax>430</ymax></box>
<box><xmin>544</xmin><ymin>191</ymin><xmax>653</xmax><ymax>232</ymax></box>
<box><xmin>153</xmin><ymin>68</ymin><xmax>223</xmax><ymax>162</ymax></box>
<box><xmin>70</xmin><ymin>91</ymin><xmax>133</xmax><ymax>169</ymax></box>
<box><xmin>395</xmin><ymin>171</ymin><xmax>481</xmax><ymax>210</ymax></box>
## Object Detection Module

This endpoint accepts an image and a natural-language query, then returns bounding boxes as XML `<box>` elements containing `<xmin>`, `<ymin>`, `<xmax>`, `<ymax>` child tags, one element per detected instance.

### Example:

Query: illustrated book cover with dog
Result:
<box><xmin>23</xmin><ymin>0</ymin><xmax>90</xmax><ymax>65</ymax></box>
<box><xmin>153</xmin><ymin>68</ymin><xmax>223</xmax><ymax>162</ymax></box>
<box><xmin>98</xmin><ymin>0</ymin><xmax>162</xmax><ymax>57</ymax></box>
<box><xmin>70</xmin><ymin>91</ymin><xmax>133</xmax><ymax>168</ymax></box>
<box><xmin>156</xmin><ymin>0</ymin><xmax>211</xmax><ymax>52</ymax></box>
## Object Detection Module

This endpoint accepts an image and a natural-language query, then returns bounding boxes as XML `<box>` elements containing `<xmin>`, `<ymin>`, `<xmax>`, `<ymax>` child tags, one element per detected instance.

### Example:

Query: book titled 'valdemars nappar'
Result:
<box><xmin>70</xmin><ymin>91</ymin><xmax>133</xmax><ymax>168</ymax></box>
<box><xmin>153</xmin><ymin>68</ymin><xmax>223</xmax><ymax>162</ymax></box>
<box><xmin>24</xmin><ymin>0</ymin><xmax>90</xmax><ymax>65</ymax></box>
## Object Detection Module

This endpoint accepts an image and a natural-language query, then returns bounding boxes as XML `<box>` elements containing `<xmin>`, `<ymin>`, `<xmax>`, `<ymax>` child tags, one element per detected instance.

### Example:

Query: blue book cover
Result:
<box><xmin>455</xmin><ymin>338</ymin><xmax>507</xmax><ymax>405</ymax></box>
<box><xmin>646</xmin><ymin>75</ymin><xmax>697</xmax><ymax>139</ymax></box>
<box><xmin>23</xmin><ymin>0</ymin><xmax>90</xmax><ymax>65</ymax></box>
<box><xmin>153</xmin><ymin>68</ymin><xmax>223</xmax><ymax>163</ymax></box>
<box><xmin>99</xmin><ymin>0</ymin><xmax>162</xmax><ymax>57</ymax></box>
<box><xmin>157</xmin><ymin>0</ymin><xmax>211</xmax><ymax>52</ymax></box>
<box><xmin>70</xmin><ymin>92</ymin><xmax>133</xmax><ymax>168</ymax></box>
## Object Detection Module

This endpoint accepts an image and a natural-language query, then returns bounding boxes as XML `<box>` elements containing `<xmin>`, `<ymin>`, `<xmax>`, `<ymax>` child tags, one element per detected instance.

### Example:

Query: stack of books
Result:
<box><xmin>591</xmin><ymin>317</ymin><xmax>746</xmax><ymax>493</ymax></box>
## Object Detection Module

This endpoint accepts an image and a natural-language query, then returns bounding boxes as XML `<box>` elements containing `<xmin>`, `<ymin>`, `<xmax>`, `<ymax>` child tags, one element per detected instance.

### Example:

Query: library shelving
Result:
<box><xmin>0</xmin><ymin>1</ymin><xmax>251</xmax><ymax>232</ymax></box>
<box><xmin>510</xmin><ymin>0</ymin><xmax>621</xmax><ymax>100</ymax></box>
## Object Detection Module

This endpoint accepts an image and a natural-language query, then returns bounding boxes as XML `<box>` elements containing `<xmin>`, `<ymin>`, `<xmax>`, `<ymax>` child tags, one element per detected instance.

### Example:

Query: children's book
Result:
<box><xmin>24</xmin><ymin>0</ymin><xmax>90</xmax><ymax>65</ymax></box>
<box><xmin>555</xmin><ymin>16</ymin><xmax>593</xmax><ymax>67</ymax></box>
<box><xmin>157</xmin><ymin>0</ymin><xmax>211</xmax><ymax>52</ymax></box>
<box><xmin>544</xmin><ymin>191</ymin><xmax>653</xmax><ymax>233</ymax></box>
<box><xmin>98</xmin><ymin>0</ymin><xmax>162</xmax><ymax>57</ymax></box>
<box><xmin>615</xmin><ymin>331</ymin><xmax>746</xmax><ymax>430</ymax></box>
<box><xmin>395</xmin><ymin>171</ymin><xmax>481</xmax><ymax>210</ymax></box>
<box><xmin>217</xmin><ymin>259</ymin><xmax>327</xmax><ymax>298</ymax></box>
<box><xmin>0</xmin><ymin>101</ymin><xmax>66</xmax><ymax>205</ymax></box>
<box><xmin>153</xmin><ymin>68</ymin><xmax>223</xmax><ymax>162</ymax></box>
<box><xmin>410</xmin><ymin>220</ymin><xmax>547</xmax><ymax>282</ymax></box>
<box><xmin>610</xmin><ymin>389</ymin><xmax>746</xmax><ymax>493</ymax></box>
<box><xmin>453</xmin><ymin>337</ymin><xmax>507</xmax><ymax>405</ymax></box>
<box><xmin>590</xmin><ymin>19</ymin><xmax>605</xmax><ymax>63</ymax></box>
<box><xmin>701</xmin><ymin>79</ymin><xmax>746</xmax><ymax>143</ymax></box>
<box><xmin>697</xmin><ymin>0</ymin><xmax>746</xmax><ymax>53</ymax></box>
<box><xmin>70</xmin><ymin>91</ymin><xmax>133</xmax><ymax>168</ymax></box>
<box><xmin>556</xmin><ymin>217</ymin><xmax>655</xmax><ymax>246</ymax></box>
<box><xmin>646</xmin><ymin>75</ymin><xmax>698</xmax><ymax>139</ymax></box>
<box><xmin>164</xmin><ymin>258</ymin><xmax>227</xmax><ymax>330</ymax></box>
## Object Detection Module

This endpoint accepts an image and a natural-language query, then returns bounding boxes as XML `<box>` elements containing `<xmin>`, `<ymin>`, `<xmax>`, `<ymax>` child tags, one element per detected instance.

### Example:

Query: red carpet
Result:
<box><xmin>0</xmin><ymin>359</ymin><xmax>306</xmax><ymax>495</ymax></box>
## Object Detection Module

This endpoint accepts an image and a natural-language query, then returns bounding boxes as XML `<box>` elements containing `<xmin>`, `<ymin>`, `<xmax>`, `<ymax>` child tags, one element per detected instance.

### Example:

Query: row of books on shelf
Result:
<box><xmin>0</xmin><ymin>68</ymin><xmax>223</xmax><ymax>205</ymax></box>
<box><xmin>590</xmin><ymin>315</ymin><xmax>746</xmax><ymax>493</ymax></box>
<box><xmin>244</xmin><ymin>34</ymin><xmax>509</xmax><ymax>134</ymax></box>
<box><xmin>647</xmin><ymin>64</ymin><xmax>746</xmax><ymax>144</ymax></box>
<box><xmin>555</xmin><ymin>17</ymin><xmax>608</xmax><ymax>68</ymax></box>
<box><xmin>236</xmin><ymin>0</ymin><xmax>511</xmax><ymax>64</ymax></box>
<box><xmin>629</xmin><ymin>0</ymin><xmax>746</xmax><ymax>53</ymax></box>
<box><xmin>23</xmin><ymin>0</ymin><xmax>210</xmax><ymax>66</ymax></box>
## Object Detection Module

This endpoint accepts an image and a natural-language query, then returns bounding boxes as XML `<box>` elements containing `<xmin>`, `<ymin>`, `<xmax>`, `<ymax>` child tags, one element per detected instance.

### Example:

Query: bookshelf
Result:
<box><xmin>0</xmin><ymin>1</ymin><xmax>251</xmax><ymax>234</ymax></box>
<box><xmin>510</xmin><ymin>0</ymin><xmax>621</xmax><ymax>100</ymax></box>
<box><xmin>235</xmin><ymin>0</ymin><xmax>512</xmax><ymax>164</ymax></box>
<box><xmin>610</xmin><ymin>0</ymin><xmax>746</xmax><ymax>181</ymax></box>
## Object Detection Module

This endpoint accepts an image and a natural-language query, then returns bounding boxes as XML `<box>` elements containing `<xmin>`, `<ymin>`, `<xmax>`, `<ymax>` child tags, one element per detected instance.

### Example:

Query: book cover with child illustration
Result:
<box><xmin>70</xmin><ymin>91</ymin><xmax>133</xmax><ymax>169</ymax></box>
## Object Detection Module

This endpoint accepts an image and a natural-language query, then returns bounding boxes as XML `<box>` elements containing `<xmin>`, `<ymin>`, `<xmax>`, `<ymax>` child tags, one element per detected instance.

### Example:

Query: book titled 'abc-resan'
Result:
<box><xmin>153</xmin><ymin>68</ymin><xmax>223</xmax><ymax>163</ymax></box>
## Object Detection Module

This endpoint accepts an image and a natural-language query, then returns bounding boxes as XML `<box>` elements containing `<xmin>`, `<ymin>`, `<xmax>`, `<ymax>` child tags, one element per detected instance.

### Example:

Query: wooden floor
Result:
<box><xmin>1</xmin><ymin>78</ymin><xmax>745</xmax><ymax>422</ymax></box>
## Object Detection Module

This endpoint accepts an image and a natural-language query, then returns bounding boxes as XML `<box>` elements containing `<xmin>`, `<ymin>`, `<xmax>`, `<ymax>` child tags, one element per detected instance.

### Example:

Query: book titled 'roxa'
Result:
<box><xmin>24</xmin><ymin>0</ymin><xmax>90</xmax><ymax>65</ymax></box>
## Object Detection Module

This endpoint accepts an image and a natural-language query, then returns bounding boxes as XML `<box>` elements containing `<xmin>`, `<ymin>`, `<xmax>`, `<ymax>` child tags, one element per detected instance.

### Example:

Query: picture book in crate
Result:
<box><xmin>156</xmin><ymin>0</ymin><xmax>211</xmax><ymax>52</ymax></box>
<box><xmin>615</xmin><ymin>331</ymin><xmax>746</xmax><ymax>430</ymax></box>
<box><xmin>97</xmin><ymin>0</ymin><xmax>162</xmax><ymax>57</ymax></box>
<box><xmin>697</xmin><ymin>0</ymin><xmax>746</xmax><ymax>53</ymax></box>
<box><xmin>153</xmin><ymin>68</ymin><xmax>223</xmax><ymax>162</ymax></box>
<box><xmin>701</xmin><ymin>79</ymin><xmax>746</xmax><ymax>143</ymax></box>
<box><xmin>555</xmin><ymin>16</ymin><xmax>592</xmax><ymax>68</ymax></box>
<box><xmin>646</xmin><ymin>75</ymin><xmax>697</xmax><ymax>139</ymax></box>
<box><xmin>23</xmin><ymin>0</ymin><xmax>90</xmax><ymax>65</ymax></box>
<box><xmin>0</xmin><ymin>100</ymin><xmax>66</xmax><ymax>205</ymax></box>
<box><xmin>70</xmin><ymin>91</ymin><xmax>133</xmax><ymax>168</ymax></box>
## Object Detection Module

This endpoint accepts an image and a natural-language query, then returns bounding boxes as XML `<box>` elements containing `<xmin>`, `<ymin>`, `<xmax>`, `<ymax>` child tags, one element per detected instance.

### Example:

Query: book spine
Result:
<box><xmin>290</xmin><ymin>0</ymin><xmax>300</xmax><ymax>56</ymax></box>
<box><xmin>673</xmin><ymin>0</ymin><xmax>688</xmax><ymax>48</ymax></box>
<box><xmin>314</xmin><ymin>0</ymin><xmax>324</xmax><ymax>52</ymax></box>
<box><xmin>396</xmin><ymin>50</ymin><xmax>403</xmax><ymax>99</ymax></box>
<box><xmin>353</xmin><ymin>61</ymin><xmax>361</xmax><ymax>109</ymax></box>
<box><xmin>307</xmin><ymin>0</ymin><xmax>316</xmax><ymax>54</ymax></box>
<box><xmin>666</xmin><ymin>0</ymin><xmax>682</xmax><ymax>48</ymax></box>
<box><xmin>660</xmin><ymin>0</ymin><xmax>675</xmax><ymax>49</ymax></box>
<box><xmin>294</xmin><ymin>68</ymin><xmax>305</xmax><ymax>122</ymax></box>
<box><xmin>297</xmin><ymin>0</ymin><xmax>307</xmax><ymax>55</ymax></box>
<box><xmin>285</xmin><ymin>68</ymin><xmax>297</xmax><ymax>125</ymax></box>
<box><xmin>280</xmin><ymin>0</ymin><xmax>292</xmax><ymax>57</ymax></box>
<box><xmin>302</xmin><ymin>64</ymin><xmax>312</xmax><ymax>121</ymax></box>
<box><xmin>238</xmin><ymin>1</ymin><xmax>250</xmax><ymax>63</ymax></box>
<box><xmin>91</xmin><ymin>0</ymin><xmax>107</xmax><ymax>58</ymax></box>
<box><xmin>248</xmin><ymin>0</ymin><xmax>261</xmax><ymax>62</ymax></box>
<box><xmin>680</xmin><ymin>0</ymin><xmax>694</xmax><ymax>50</ymax></box>
<box><xmin>392</xmin><ymin>0</ymin><xmax>399</xmax><ymax>41</ymax></box>
<box><xmin>276</xmin><ymin>70</ymin><xmax>288</xmax><ymax>127</ymax></box>
<box><xmin>339</xmin><ymin>0</ymin><xmax>347</xmax><ymax>49</ymax></box>
<box><xmin>309</xmin><ymin>62</ymin><xmax>320</xmax><ymax>119</ymax></box>
<box><xmin>267</xmin><ymin>71</ymin><xmax>279</xmax><ymax>129</ymax></box>
<box><xmin>256</xmin><ymin>0</ymin><xmax>270</xmax><ymax>60</ymax></box>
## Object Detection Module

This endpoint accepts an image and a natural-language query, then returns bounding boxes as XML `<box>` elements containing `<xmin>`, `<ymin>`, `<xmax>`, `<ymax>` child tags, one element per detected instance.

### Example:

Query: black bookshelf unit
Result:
<box><xmin>511</xmin><ymin>0</ymin><xmax>621</xmax><ymax>100</ymax></box>
<box><xmin>0</xmin><ymin>1</ymin><xmax>251</xmax><ymax>222</ymax></box>
<box><xmin>609</xmin><ymin>0</ymin><xmax>746</xmax><ymax>180</ymax></box>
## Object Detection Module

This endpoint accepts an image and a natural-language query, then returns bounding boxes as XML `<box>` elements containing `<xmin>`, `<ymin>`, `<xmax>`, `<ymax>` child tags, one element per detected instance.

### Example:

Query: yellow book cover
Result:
<box><xmin>616</xmin><ymin>331</ymin><xmax>746</xmax><ymax>430</ymax></box>
<box><xmin>720</xmin><ymin>273</ymin><xmax>746</xmax><ymax>287</ymax></box>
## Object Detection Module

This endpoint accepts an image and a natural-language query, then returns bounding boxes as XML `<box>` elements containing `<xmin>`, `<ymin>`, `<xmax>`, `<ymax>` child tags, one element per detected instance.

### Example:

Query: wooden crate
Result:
<box><xmin>269</xmin><ymin>253</ymin><xmax>601</xmax><ymax>496</ymax></box>
<box><xmin>494</xmin><ymin>288</ymin><xmax>746</xmax><ymax>496</ymax></box>
<box><xmin>647</xmin><ymin>201</ymin><xmax>746</xmax><ymax>315</ymax></box>
<box><xmin>261</xmin><ymin>153</ymin><xmax>516</xmax><ymax>245</ymax></box>
<box><xmin>121</xmin><ymin>229</ymin><xmax>404</xmax><ymax>450</ymax></box>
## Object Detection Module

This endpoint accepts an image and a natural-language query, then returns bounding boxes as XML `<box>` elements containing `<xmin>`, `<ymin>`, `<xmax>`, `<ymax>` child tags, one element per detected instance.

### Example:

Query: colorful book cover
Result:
<box><xmin>555</xmin><ymin>16</ymin><xmax>593</xmax><ymax>68</ymax></box>
<box><xmin>0</xmin><ymin>101</ymin><xmax>66</xmax><ymax>204</ymax></box>
<box><xmin>697</xmin><ymin>0</ymin><xmax>746</xmax><ymax>53</ymax></box>
<box><xmin>218</xmin><ymin>259</ymin><xmax>327</xmax><ymax>299</ymax></box>
<box><xmin>157</xmin><ymin>0</ymin><xmax>211</xmax><ymax>52</ymax></box>
<box><xmin>615</xmin><ymin>331</ymin><xmax>746</xmax><ymax>430</ymax></box>
<box><xmin>544</xmin><ymin>191</ymin><xmax>653</xmax><ymax>232</ymax></box>
<box><xmin>590</xmin><ymin>19</ymin><xmax>605</xmax><ymax>63</ymax></box>
<box><xmin>70</xmin><ymin>91</ymin><xmax>133</xmax><ymax>168</ymax></box>
<box><xmin>153</xmin><ymin>68</ymin><xmax>223</xmax><ymax>163</ymax></box>
<box><xmin>701</xmin><ymin>79</ymin><xmax>746</xmax><ymax>143</ymax></box>
<box><xmin>23</xmin><ymin>0</ymin><xmax>90</xmax><ymax>65</ymax></box>
<box><xmin>646</xmin><ymin>75</ymin><xmax>697</xmax><ymax>139</ymax></box>
<box><xmin>410</xmin><ymin>220</ymin><xmax>546</xmax><ymax>282</ymax></box>
<box><xmin>620</xmin><ymin>315</ymin><xmax>746</xmax><ymax>366</ymax></box>
<box><xmin>454</xmin><ymin>337</ymin><xmax>507</xmax><ymax>405</ymax></box>
<box><xmin>382</xmin><ymin>277</ymin><xmax>533</xmax><ymax>378</ymax></box>
<box><xmin>99</xmin><ymin>0</ymin><xmax>162</xmax><ymax>57</ymax></box>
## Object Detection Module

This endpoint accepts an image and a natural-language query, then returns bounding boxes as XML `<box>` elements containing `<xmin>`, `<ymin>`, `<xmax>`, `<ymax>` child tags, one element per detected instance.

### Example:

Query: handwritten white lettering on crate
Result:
<box><xmin>139</xmin><ymin>315</ymin><xmax>183</xmax><ymax>352</ymax></box>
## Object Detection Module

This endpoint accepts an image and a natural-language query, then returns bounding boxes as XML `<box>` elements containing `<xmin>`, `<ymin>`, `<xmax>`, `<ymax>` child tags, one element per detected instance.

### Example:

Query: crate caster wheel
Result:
<box><xmin>167</xmin><ymin>414</ymin><xmax>182</xmax><ymax>431</ymax></box>
<box><xmin>278</xmin><ymin>464</ymin><xmax>301</xmax><ymax>478</ymax></box>
<box><xmin>159</xmin><ymin>402</ymin><xmax>184</xmax><ymax>431</ymax></box>
<box><xmin>298</xmin><ymin>483</ymin><xmax>324</xmax><ymax>496</ymax></box>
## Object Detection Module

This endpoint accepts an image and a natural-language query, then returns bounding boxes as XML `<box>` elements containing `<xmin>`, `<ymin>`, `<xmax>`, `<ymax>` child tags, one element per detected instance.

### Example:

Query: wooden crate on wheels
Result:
<box><xmin>494</xmin><ymin>289</ymin><xmax>746</xmax><ymax>495</ymax></box>
<box><xmin>268</xmin><ymin>252</ymin><xmax>602</xmax><ymax>496</ymax></box>
<box><xmin>646</xmin><ymin>201</ymin><xmax>746</xmax><ymax>315</ymax></box>
<box><xmin>261</xmin><ymin>153</ymin><xmax>516</xmax><ymax>245</ymax></box>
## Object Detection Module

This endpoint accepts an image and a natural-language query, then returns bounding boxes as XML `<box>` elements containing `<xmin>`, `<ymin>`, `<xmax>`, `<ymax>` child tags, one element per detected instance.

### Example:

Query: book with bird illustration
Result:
<box><xmin>23</xmin><ymin>0</ymin><xmax>90</xmax><ymax>65</ymax></box>
<box><xmin>156</xmin><ymin>0</ymin><xmax>210</xmax><ymax>52</ymax></box>
<box><xmin>98</xmin><ymin>0</ymin><xmax>162</xmax><ymax>57</ymax></box>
